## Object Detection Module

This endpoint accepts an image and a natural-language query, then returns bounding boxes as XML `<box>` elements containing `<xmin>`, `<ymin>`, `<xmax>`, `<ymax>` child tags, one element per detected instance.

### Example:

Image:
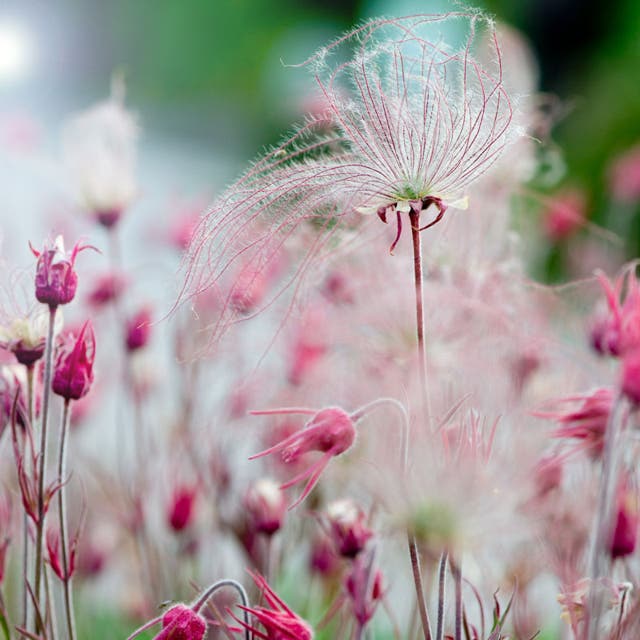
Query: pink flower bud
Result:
<box><xmin>231</xmin><ymin>571</ymin><xmax>313</xmax><ymax>640</ymax></box>
<box><xmin>542</xmin><ymin>190</ymin><xmax>586</xmax><ymax>242</ymax></box>
<box><xmin>155</xmin><ymin>604</ymin><xmax>206</xmax><ymax>640</ymax></box>
<box><xmin>609</xmin><ymin>482</ymin><xmax>638</xmax><ymax>559</ymax></box>
<box><xmin>250</xmin><ymin>406</ymin><xmax>357</xmax><ymax>509</ymax></box>
<box><xmin>244</xmin><ymin>478</ymin><xmax>287</xmax><ymax>535</ymax></box>
<box><xmin>52</xmin><ymin>321</ymin><xmax>96</xmax><ymax>401</ymax></box>
<box><xmin>167</xmin><ymin>485</ymin><xmax>197</xmax><ymax>533</ymax></box>
<box><xmin>533</xmin><ymin>455</ymin><xmax>563</xmax><ymax>497</ymax></box>
<box><xmin>345</xmin><ymin>552</ymin><xmax>384</xmax><ymax>628</ymax></box>
<box><xmin>125</xmin><ymin>306</ymin><xmax>152</xmax><ymax>352</ymax></box>
<box><xmin>309</xmin><ymin>534</ymin><xmax>339</xmax><ymax>577</ymax></box>
<box><xmin>325</xmin><ymin>499</ymin><xmax>373</xmax><ymax>558</ymax></box>
<box><xmin>622</xmin><ymin>348</ymin><xmax>640</xmax><ymax>406</ymax></box>
<box><xmin>608</xmin><ymin>144</ymin><xmax>640</xmax><ymax>204</ymax></box>
<box><xmin>86</xmin><ymin>272</ymin><xmax>127</xmax><ymax>308</ymax></box>
<box><xmin>31</xmin><ymin>236</ymin><xmax>93</xmax><ymax>308</ymax></box>
<box><xmin>47</xmin><ymin>528</ymin><xmax>77</xmax><ymax>581</ymax></box>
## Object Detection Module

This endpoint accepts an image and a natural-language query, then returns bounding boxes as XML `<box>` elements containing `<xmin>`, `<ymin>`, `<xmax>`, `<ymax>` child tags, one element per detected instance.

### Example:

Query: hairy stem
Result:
<box><xmin>436</xmin><ymin>551</ymin><xmax>448</xmax><ymax>640</ymax></box>
<box><xmin>22</xmin><ymin>365</ymin><xmax>35</xmax><ymax>628</ymax></box>
<box><xmin>586</xmin><ymin>394</ymin><xmax>627</xmax><ymax>640</ymax></box>
<box><xmin>451</xmin><ymin>560</ymin><xmax>462</xmax><ymax>640</ymax></box>
<box><xmin>57</xmin><ymin>399</ymin><xmax>76</xmax><ymax>640</ymax></box>
<box><xmin>33</xmin><ymin>305</ymin><xmax>57</xmax><ymax>633</ymax></box>
<box><xmin>407</xmin><ymin>209</ymin><xmax>433</xmax><ymax>640</ymax></box>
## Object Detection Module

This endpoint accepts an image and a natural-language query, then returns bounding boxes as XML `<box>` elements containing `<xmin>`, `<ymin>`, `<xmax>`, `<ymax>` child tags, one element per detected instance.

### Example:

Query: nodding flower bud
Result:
<box><xmin>167</xmin><ymin>485</ymin><xmax>198</xmax><ymax>533</ymax></box>
<box><xmin>156</xmin><ymin>604</ymin><xmax>206</xmax><ymax>640</ymax></box>
<box><xmin>30</xmin><ymin>236</ymin><xmax>94</xmax><ymax>308</ymax></box>
<box><xmin>345</xmin><ymin>551</ymin><xmax>384</xmax><ymax>628</ymax></box>
<box><xmin>249</xmin><ymin>406</ymin><xmax>357</xmax><ymax>509</ymax></box>
<box><xmin>125</xmin><ymin>306</ymin><xmax>153</xmax><ymax>352</ymax></box>
<box><xmin>622</xmin><ymin>348</ymin><xmax>640</xmax><ymax>406</ymax></box>
<box><xmin>231</xmin><ymin>571</ymin><xmax>313</xmax><ymax>640</ymax></box>
<box><xmin>609</xmin><ymin>481</ymin><xmax>638</xmax><ymax>559</ymax></box>
<box><xmin>0</xmin><ymin>311</ymin><xmax>52</xmax><ymax>367</ymax></box>
<box><xmin>87</xmin><ymin>272</ymin><xmax>127</xmax><ymax>309</ymax></box>
<box><xmin>52</xmin><ymin>321</ymin><xmax>96</xmax><ymax>401</ymax></box>
<box><xmin>325</xmin><ymin>499</ymin><xmax>373</xmax><ymax>558</ymax></box>
<box><xmin>244</xmin><ymin>478</ymin><xmax>287</xmax><ymax>536</ymax></box>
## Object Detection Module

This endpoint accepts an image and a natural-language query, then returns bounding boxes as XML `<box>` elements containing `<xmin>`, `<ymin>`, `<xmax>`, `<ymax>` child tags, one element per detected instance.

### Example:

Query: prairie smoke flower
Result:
<box><xmin>535</xmin><ymin>388</ymin><xmax>614</xmax><ymax>459</ymax></box>
<box><xmin>244</xmin><ymin>478</ymin><xmax>287</xmax><ymax>535</ymax></box>
<box><xmin>47</xmin><ymin>527</ymin><xmax>77</xmax><ymax>581</ymax></box>
<box><xmin>86</xmin><ymin>272</ymin><xmax>127</xmax><ymax>308</ymax></box>
<box><xmin>62</xmin><ymin>80</ymin><xmax>138</xmax><ymax>227</ymax></box>
<box><xmin>31</xmin><ymin>236</ymin><xmax>94</xmax><ymax>308</ymax></box>
<box><xmin>249</xmin><ymin>406</ymin><xmax>357</xmax><ymax>509</ymax></box>
<box><xmin>324</xmin><ymin>499</ymin><xmax>373</xmax><ymax>558</ymax></box>
<box><xmin>232</xmin><ymin>571</ymin><xmax>313</xmax><ymax>640</ymax></box>
<box><xmin>0</xmin><ymin>308</ymin><xmax>51</xmax><ymax>366</ymax></box>
<box><xmin>179</xmin><ymin>13</ymin><xmax>514</xmax><ymax>343</ymax></box>
<box><xmin>590</xmin><ymin>267</ymin><xmax>640</xmax><ymax>357</ymax></box>
<box><xmin>344</xmin><ymin>550</ymin><xmax>384</xmax><ymax>629</ymax></box>
<box><xmin>125</xmin><ymin>306</ymin><xmax>153</xmax><ymax>352</ymax></box>
<box><xmin>542</xmin><ymin>189</ymin><xmax>586</xmax><ymax>242</ymax></box>
<box><xmin>167</xmin><ymin>484</ymin><xmax>198</xmax><ymax>533</ymax></box>
<box><xmin>52</xmin><ymin>320</ymin><xmax>96</xmax><ymax>401</ymax></box>
<box><xmin>609</xmin><ymin>480</ymin><xmax>638</xmax><ymax>559</ymax></box>
<box><xmin>0</xmin><ymin>364</ymin><xmax>29</xmax><ymax>434</ymax></box>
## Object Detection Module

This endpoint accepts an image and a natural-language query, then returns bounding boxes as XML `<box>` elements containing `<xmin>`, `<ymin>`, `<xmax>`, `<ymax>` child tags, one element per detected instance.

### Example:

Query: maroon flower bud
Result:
<box><xmin>47</xmin><ymin>528</ymin><xmax>77</xmax><ymax>581</ymax></box>
<box><xmin>86</xmin><ymin>272</ymin><xmax>127</xmax><ymax>308</ymax></box>
<box><xmin>167</xmin><ymin>485</ymin><xmax>197</xmax><ymax>533</ymax></box>
<box><xmin>30</xmin><ymin>236</ymin><xmax>94</xmax><ymax>308</ymax></box>
<box><xmin>325</xmin><ymin>499</ymin><xmax>373</xmax><ymax>558</ymax></box>
<box><xmin>309</xmin><ymin>534</ymin><xmax>339</xmax><ymax>577</ymax></box>
<box><xmin>244</xmin><ymin>478</ymin><xmax>287</xmax><ymax>536</ymax></box>
<box><xmin>231</xmin><ymin>572</ymin><xmax>313</xmax><ymax>640</ymax></box>
<box><xmin>155</xmin><ymin>604</ymin><xmax>206</xmax><ymax>640</ymax></box>
<box><xmin>609</xmin><ymin>482</ymin><xmax>638</xmax><ymax>559</ymax></box>
<box><xmin>125</xmin><ymin>306</ymin><xmax>152</xmax><ymax>352</ymax></box>
<box><xmin>52</xmin><ymin>321</ymin><xmax>96</xmax><ymax>401</ymax></box>
<box><xmin>345</xmin><ymin>551</ymin><xmax>384</xmax><ymax>628</ymax></box>
<box><xmin>622</xmin><ymin>348</ymin><xmax>640</xmax><ymax>406</ymax></box>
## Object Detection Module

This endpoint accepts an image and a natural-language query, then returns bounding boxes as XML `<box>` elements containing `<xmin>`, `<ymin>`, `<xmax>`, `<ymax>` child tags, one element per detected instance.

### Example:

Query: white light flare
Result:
<box><xmin>0</xmin><ymin>19</ymin><xmax>35</xmax><ymax>84</ymax></box>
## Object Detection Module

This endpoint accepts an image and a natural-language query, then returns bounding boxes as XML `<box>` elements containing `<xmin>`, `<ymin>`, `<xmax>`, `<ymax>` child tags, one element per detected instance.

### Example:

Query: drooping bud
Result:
<box><xmin>609</xmin><ymin>481</ymin><xmax>638</xmax><ymax>559</ymax></box>
<box><xmin>167</xmin><ymin>485</ymin><xmax>198</xmax><ymax>533</ymax></box>
<box><xmin>345</xmin><ymin>551</ymin><xmax>384</xmax><ymax>628</ymax></box>
<box><xmin>231</xmin><ymin>571</ymin><xmax>313</xmax><ymax>640</ymax></box>
<box><xmin>325</xmin><ymin>499</ymin><xmax>373</xmax><ymax>558</ymax></box>
<box><xmin>542</xmin><ymin>189</ymin><xmax>586</xmax><ymax>242</ymax></box>
<box><xmin>125</xmin><ymin>306</ymin><xmax>152</xmax><ymax>352</ymax></box>
<box><xmin>52</xmin><ymin>321</ymin><xmax>96</xmax><ymax>401</ymax></box>
<box><xmin>244</xmin><ymin>478</ymin><xmax>287</xmax><ymax>535</ymax></box>
<box><xmin>250</xmin><ymin>406</ymin><xmax>357</xmax><ymax>509</ymax></box>
<box><xmin>155</xmin><ymin>604</ymin><xmax>206</xmax><ymax>640</ymax></box>
<box><xmin>0</xmin><ymin>310</ymin><xmax>52</xmax><ymax>367</ymax></box>
<box><xmin>87</xmin><ymin>272</ymin><xmax>127</xmax><ymax>308</ymax></box>
<box><xmin>309</xmin><ymin>533</ymin><xmax>339</xmax><ymax>577</ymax></box>
<box><xmin>621</xmin><ymin>348</ymin><xmax>640</xmax><ymax>406</ymax></box>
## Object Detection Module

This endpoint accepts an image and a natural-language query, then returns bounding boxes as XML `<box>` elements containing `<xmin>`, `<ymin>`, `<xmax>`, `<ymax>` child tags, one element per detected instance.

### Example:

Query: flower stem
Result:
<box><xmin>407</xmin><ymin>209</ymin><xmax>433</xmax><ymax>640</ymax></box>
<box><xmin>436</xmin><ymin>551</ymin><xmax>448</xmax><ymax>640</ymax></box>
<box><xmin>57</xmin><ymin>399</ymin><xmax>76</xmax><ymax>640</ymax></box>
<box><xmin>451</xmin><ymin>560</ymin><xmax>462</xmax><ymax>640</ymax></box>
<box><xmin>22</xmin><ymin>365</ymin><xmax>35</xmax><ymax>629</ymax></box>
<box><xmin>586</xmin><ymin>393</ymin><xmax>627</xmax><ymax>640</ymax></box>
<box><xmin>33</xmin><ymin>305</ymin><xmax>57</xmax><ymax>633</ymax></box>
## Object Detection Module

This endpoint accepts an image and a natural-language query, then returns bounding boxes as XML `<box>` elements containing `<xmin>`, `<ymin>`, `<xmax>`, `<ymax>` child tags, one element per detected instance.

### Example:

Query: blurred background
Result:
<box><xmin>0</xmin><ymin>0</ymin><xmax>639</xmax><ymax>278</ymax></box>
